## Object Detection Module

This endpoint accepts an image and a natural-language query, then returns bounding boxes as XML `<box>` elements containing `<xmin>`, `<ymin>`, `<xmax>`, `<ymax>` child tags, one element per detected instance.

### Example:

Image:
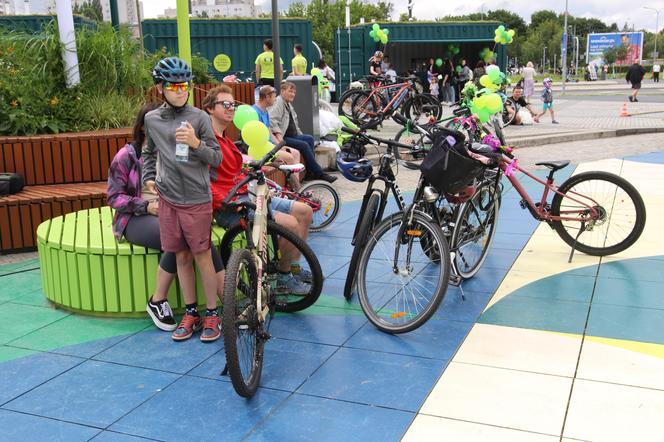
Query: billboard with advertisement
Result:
<box><xmin>586</xmin><ymin>32</ymin><xmax>644</xmax><ymax>66</ymax></box>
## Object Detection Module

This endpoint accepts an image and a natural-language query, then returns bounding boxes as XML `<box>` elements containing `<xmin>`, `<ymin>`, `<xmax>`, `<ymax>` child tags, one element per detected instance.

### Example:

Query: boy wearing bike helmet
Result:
<box><xmin>142</xmin><ymin>57</ymin><xmax>223</xmax><ymax>342</ymax></box>
<box><xmin>536</xmin><ymin>77</ymin><xmax>558</xmax><ymax>124</ymax></box>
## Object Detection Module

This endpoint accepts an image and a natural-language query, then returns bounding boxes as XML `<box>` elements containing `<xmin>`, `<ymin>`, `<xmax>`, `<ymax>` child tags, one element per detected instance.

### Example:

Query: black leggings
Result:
<box><xmin>124</xmin><ymin>214</ymin><xmax>223</xmax><ymax>274</ymax></box>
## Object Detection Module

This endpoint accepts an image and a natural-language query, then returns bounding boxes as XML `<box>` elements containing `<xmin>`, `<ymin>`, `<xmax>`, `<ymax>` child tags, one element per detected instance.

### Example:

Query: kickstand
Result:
<box><xmin>458</xmin><ymin>282</ymin><xmax>466</xmax><ymax>301</ymax></box>
<box><xmin>220</xmin><ymin>364</ymin><xmax>228</xmax><ymax>377</ymax></box>
<box><xmin>568</xmin><ymin>221</ymin><xmax>586</xmax><ymax>263</ymax></box>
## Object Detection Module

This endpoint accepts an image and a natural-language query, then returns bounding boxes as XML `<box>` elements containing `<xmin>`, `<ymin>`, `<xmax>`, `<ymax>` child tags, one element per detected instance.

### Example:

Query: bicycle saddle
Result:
<box><xmin>278</xmin><ymin>163</ymin><xmax>306</xmax><ymax>173</ymax></box>
<box><xmin>535</xmin><ymin>160</ymin><xmax>570</xmax><ymax>171</ymax></box>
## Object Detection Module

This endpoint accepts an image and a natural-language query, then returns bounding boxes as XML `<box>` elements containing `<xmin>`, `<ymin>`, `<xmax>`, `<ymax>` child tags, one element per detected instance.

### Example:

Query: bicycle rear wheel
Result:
<box><xmin>551</xmin><ymin>171</ymin><xmax>646</xmax><ymax>256</ymax></box>
<box><xmin>338</xmin><ymin>89</ymin><xmax>363</xmax><ymax>120</ymax></box>
<box><xmin>299</xmin><ymin>180</ymin><xmax>340</xmax><ymax>232</ymax></box>
<box><xmin>351</xmin><ymin>90</ymin><xmax>384</xmax><ymax>128</ymax></box>
<box><xmin>357</xmin><ymin>210</ymin><xmax>450</xmax><ymax>334</ymax></box>
<box><xmin>344</xmin><ymin>192</ymin><xmax>381</xmax><ymax>300</ymax></box>
<box><xmin>222</xmin><ymin>249</ymin><xmax>264</xmax><ymax>398</ymax></box>
<box><xmin>401</xmin><ymin>94</ymin><xmax>442</xmax><ymax>124</ymax></box>
<box><xmin>451</xmin><ymin>183</ymin><xmax>500</xmax><ymax>279</ymax></box>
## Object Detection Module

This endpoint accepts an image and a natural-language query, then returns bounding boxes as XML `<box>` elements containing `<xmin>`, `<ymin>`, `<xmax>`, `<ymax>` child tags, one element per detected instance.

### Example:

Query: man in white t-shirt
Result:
<box><xmin>653</xmin><ymin>64</ymin><xmax>660</xmax><ymax>83</ymax></box>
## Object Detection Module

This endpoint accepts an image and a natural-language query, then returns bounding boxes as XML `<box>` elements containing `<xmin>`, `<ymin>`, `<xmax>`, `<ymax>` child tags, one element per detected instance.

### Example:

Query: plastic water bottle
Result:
<box><xmin>175</xmin><ymin>121</ymin><xmax>189</xmax><ymax>162</ymax></box>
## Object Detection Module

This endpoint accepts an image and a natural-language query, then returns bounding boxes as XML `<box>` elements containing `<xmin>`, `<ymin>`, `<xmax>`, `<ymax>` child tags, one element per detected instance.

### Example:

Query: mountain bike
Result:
<box><xmin>219</xmin><ymin>142</ymin><xmax>323</xmax><ymax>398</ymax></box>
<box><xmin>350</xmin><ymin>76</ymin><xmax>442</xmax><ymax>128</ymax></box>
<box><xmin>341</xmin><ymin>127</ymin><xmax>422</xmax><ymax>301</ymax></box>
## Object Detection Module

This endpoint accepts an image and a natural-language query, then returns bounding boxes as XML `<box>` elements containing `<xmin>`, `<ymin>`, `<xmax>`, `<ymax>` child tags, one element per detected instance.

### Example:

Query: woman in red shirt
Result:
<box><xmin>203</xmin><ymin>85</ymin><xmax>313</xmax><ymax>293</ymax></box>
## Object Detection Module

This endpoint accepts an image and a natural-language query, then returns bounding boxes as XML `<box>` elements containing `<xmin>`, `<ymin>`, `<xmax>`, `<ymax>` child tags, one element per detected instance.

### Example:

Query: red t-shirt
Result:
<box><xmin>211</xmin><ymin>130</ymin><xmax>247</xmax><ymax>210</ymax></box>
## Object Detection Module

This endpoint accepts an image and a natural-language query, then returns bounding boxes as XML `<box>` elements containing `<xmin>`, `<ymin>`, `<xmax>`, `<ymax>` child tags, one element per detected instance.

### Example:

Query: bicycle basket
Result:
<box><xmin>420</xmin><ymin>127</ymin><xmax>485</xmax><ymax>195</ymax></box>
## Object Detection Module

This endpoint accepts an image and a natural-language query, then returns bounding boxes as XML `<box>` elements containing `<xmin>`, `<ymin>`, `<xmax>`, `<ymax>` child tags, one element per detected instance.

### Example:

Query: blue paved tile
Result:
<box><xmin>269</xmin><ymin>310</ymin><xmax>367</xmax><ymax>346</ymax></box>
<box><xmin>190</xmin><ymin>338</ymin><xmax>336</xmax><ymax>391</ymax></box>
<box><xmin>435</xmin><ymin>288</ymin><xmax>494</xmax><ymax>323</ymax></box>
<box><xmin>480</xmin><ymin>247</ymin><xmax>521</xmax><ymax>270</ymax></box>
<box><xmin>495</xmin><ymin>216</ymin><xmax>540</xmax><ymax>234</ymax></box>
<box><xmin>598</xmin><ymin>258</ymin><xmax>664</xmax><ymax>283</ymax></box>
<box><xmin>490</xmin><ymin>232</ymin><xmax>532</xmax><ymax>251</ymax></box>
<box><xmin>110</xmin><ymin>376</ymin><xmax>288</xmax><ymax>441</ymax></box>
<box><xmin>0</xmin><ymin>349</ymin><xmax>83</xmax><ymax>405</ymax></box>
<box><xmin>480</xmin><ymin>296</ymin><xmax>589</xmax><ymax>335</ymax></box>
<box><xmin>587</xmin><ymin>303</ymin><xmax>664</xmax><ymax>345</ymax></box>
<box><xmin>594</xmin><ymin>278</ymin><xmax>664</xmax><ymax>310</ymax></box>
<box><xmin>91</xmin><ymin>431</ymin><xmax>154</xmax><ymax>441</ymax></box>
<box><xmin>456</xmin><ymin>266</ymin><xmax>507</xmax><ymax>293</ymax></box>
<box><xmin>0</xmin><ymin>409</ymin><xmax>100</xmax><ymax>442</ymax></box>
<box><xmin>315</xmin><ymin>253</ymin><xmax>351</xmax><ymax>278</ymax></box>
<box><xmin>247</xmin><ymin>393</ymin><xmax>414</xmax><ymax>442</ymax></box>
<box><xmin>307</xmin><ymin>237</ymin><xmax>354</xmax><ymax>257</ymax></box>
<box><xmin>4</xmin><ymin>360</ymin><xmax>179</xmax><ymax>428</ymax></box>
<box><xmin>94</xmin><ymin>328</ymin><xmax>221</xmax><ymax>374</ymax></box>
<box><xmin>315</xmin><ymin>277</ymin><xmax>402</xmax><ymax>311</ymax></box>
<box><xmin>345</xmin><ymin>317</ymin><xmax>471</xmax><ymax>361</ymax></box>
<box><xmin>624</xmin><ymin>151</ymin><xmax>664</xmax><ymax>164</ymax></box>
<box><xmin>298</xmin><ymin>347</ymin><xmax>446</xmax><ymax>412</ymax></box>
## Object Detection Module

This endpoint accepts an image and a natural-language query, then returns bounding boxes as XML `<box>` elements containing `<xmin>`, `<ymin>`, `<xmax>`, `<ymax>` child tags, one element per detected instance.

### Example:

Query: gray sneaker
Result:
<box><xmin>276</xmin><ymin>273</ymin><xmax>310</xmax><ymax>295</ymax></box>
<box><xmin>292</xmin><ymin>267</ymin><xmax>313</xmax><ymax>284</ymax></box>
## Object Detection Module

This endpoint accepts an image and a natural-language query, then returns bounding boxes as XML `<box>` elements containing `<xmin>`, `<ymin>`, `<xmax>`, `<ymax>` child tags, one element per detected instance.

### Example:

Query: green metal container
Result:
<box><xmin>142</xmin><ymin>18</ymin><xmax>314</xmax><ymax>80</ymax></box>
<box><xmin>334</xmin><ymin>21</ymin><xmax>508</xmax><ymax>91</ymax></box>
<box><xmin>0</xmin><ymin>14</ymin><xmax>96</xmax><ymax>33</ymax></box>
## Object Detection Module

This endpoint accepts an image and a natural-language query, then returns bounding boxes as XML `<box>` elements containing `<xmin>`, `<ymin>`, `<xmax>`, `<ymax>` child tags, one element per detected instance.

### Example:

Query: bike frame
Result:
<box><xmin>248</xmin><ymin>175</ymin><xmax>271</xmax><ymax>322</ymax></box>
<box><xmin>499</xmin><ymin>158</ymin><xmax>602</xmax><ymax>223</ymax></box>
<box><xmin>264</xmin><ymin>177</ymin><xmax>323</xmax><ymax>213</ymax></box>
<box><xmin>360</xmin><ymin>81</ymin><xmax>413</xmax><ymax>116</ymax></box>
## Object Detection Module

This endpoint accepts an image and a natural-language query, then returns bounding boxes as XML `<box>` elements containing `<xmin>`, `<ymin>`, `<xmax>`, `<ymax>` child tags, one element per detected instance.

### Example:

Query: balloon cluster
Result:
<box><xmin>470</xmin><ymin>66</ymin><xmax>505</xmax><ymax>123</ymax></box>
<box><xmin>233</xmin><ymin>105</ymin><xmax>274</xmax><ymax>160</ymax></box>
<box><xmin>369</xmin><ymin>23</ymin><xmax>389</xmax><ymax>44</ymax></box>
<box><xmin>480</xmin><ymin>47</ymin><xmax>495</xmax><ymax>63</ymax></box>
<box><xmin>494</xmin><ymin>25</ymin><xmax>515</xmax><ymax>45</ymax></box>
<box><xmin>447</xmin><ymin>44</ymin><xmax>460</xmax><ymax>56</ymax></box>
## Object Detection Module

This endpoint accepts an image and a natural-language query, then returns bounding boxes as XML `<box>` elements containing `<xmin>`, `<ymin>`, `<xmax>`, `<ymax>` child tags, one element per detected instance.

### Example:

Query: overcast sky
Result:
<box><xmin>141</xmin><ymin>0</ymin><xmax>664</xmax><ymax>33</ymax></box>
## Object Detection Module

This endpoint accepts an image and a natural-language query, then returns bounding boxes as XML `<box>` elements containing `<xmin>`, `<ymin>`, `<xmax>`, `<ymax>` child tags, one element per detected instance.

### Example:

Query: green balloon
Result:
<box><xmin>383</xmin><ymin>28</ymin><xmax>389</xmax><ymax>36</ymax></box>
<box><xmin>233</xmin><ymin>104</ymin><xmax>259</xmax><ymax>131</ymax></box>
<box><xmin>435</xmin><ymin>58</ymin><xmax>443</xmax><ymax>67</ymax></box>
<box><xmin>488</xmin><ymin>69</ymin><xmax>501</xmax><ymax>83</ymax></box>
<box><xmin>372</xmin><ymin>23</ymin><xmax>380</xmax><ymax>31</ymax></box>
<box><xmin>455</xmin><ymin>66</ymin><xmax>462</xmax><ymax>73</ymax></box>
<box><xmin>477</xmin><ymin>108</ymin><xmax>491</xmax><ymax>123</ymax></box>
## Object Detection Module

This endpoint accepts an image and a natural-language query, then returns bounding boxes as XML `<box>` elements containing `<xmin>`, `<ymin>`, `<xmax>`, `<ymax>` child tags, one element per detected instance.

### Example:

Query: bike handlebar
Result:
<box><xmin>221</xmin><ymin>141</ymin><xmax>287</xmax><ymax>207</ymax></box>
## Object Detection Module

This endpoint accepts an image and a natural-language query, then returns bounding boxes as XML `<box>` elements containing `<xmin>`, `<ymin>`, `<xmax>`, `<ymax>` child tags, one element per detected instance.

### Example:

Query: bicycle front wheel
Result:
<box><xmin>338</xmin><ymin>89</ymin><xmax>363</xmax><ymax>120</ymax></box>
<box><xmin>219</xmin><ymin>221</ymin><xmax>323</xmax><ymax>312</ymax></box>
<box><xmin>351</xmin><ymin>90</ymin><xmax>384</xmax><ymax>128</ymax></box>
<box><xmin>551</xmin><ymin>171</ymin><xmax>646</xmax><ymax>256</ymax></box>
<box><xmin>222</xmin><ymin>248</ymin><xmax>264</xmax><ymax>398</ymax></box>
<box><xmin>357</xmin><ymin>211</ymin><xmax>450</xmax><ymax>334</ymax></box>
<box><xmin>451</xmin><ymin>183</ymin><xmax>500</xmax><ymax>279</ymax></box>
<box><xmin>299</xmin><ymin>180</ymin><xmax>340</xmax><ymax>232</ymax></box>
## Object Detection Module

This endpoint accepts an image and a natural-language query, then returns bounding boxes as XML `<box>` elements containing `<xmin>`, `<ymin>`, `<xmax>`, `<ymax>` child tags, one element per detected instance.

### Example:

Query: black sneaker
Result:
<box><xmin>317</xmin><ymin>173</ymin><xmax>338</xmax><ymax>183</ymax></box>
<box><xmin>146</xmin><ymin>297</ymin><xmax>177</xmax><ymax>331</ymax></box>
<box><xmin>628</xmin><ymin>96</ymin><xmax>634</xmax><ymax>102</ymax></box>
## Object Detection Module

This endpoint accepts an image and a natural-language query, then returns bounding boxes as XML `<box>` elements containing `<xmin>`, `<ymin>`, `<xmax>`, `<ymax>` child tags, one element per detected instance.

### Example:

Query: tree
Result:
<box><xmin>487</xmin><ymin>9</ymin><xmax>527</xmax><ymax>36</ymax></box>
<box><xmin>530</xmin><ymin>10</ymin><xmax>558</xmax><ymax>29</ymax></box>
<box><xmin>72</xmin><ymin>0</ymin><xmax>103</xmax><ymax>23</ymax></box>
<box><xmin>603</xmin><ymin>45</ymin><xmax>618</xmax><ymax>75</ymax></box>
<box><xmin>521</xmin><ymin>19</ymin><xmax>562</xmax><ymax>71</ymax></box>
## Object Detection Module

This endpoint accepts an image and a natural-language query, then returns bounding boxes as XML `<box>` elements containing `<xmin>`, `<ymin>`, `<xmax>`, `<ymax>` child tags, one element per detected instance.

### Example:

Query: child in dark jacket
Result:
<box><xmin>536</xmin><ymin>77</ymin><xmax>558</xmax><ymax>124</ymax></box>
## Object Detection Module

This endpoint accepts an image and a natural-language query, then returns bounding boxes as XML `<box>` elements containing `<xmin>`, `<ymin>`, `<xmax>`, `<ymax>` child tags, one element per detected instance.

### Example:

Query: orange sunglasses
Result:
<box><xmin>163</xmin><ymin>81</ymin><xmax>191</xmax><ymax>92</ymax></box>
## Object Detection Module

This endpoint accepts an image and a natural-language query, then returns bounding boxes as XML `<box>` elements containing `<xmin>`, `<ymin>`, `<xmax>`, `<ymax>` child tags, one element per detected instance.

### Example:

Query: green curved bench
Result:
<box><xmin>36</xmin><ymin>207</ymin><xmax>228</xmax><ymax>317</ymax></box>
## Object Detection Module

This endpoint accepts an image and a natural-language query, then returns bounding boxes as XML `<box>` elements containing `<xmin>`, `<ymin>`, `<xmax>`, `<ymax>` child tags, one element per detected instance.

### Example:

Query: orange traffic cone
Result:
<box><xmin>620</xmin><ymin>103</ymin><xmax>630</xmax><ymax>117</ymax></box>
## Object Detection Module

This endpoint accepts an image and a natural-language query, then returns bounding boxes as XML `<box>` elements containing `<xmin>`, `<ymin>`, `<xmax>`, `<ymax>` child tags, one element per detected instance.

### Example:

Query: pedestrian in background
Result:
<box><xmin>626</xmin><ymin>59</ymin><xmax>646</xmax><ymax>102</ymax></box>
<box><xmin>536</xmin><ymin>77</ymin><xmax>558</xmax><ymax>124</ymax></box>
<box><xmin>291</xmin><ymin>44</ymin><xmax>307</xmax><ymax>76</ymax></box>
<box><xmin>255</xmin><ymin>39</ymin><xmax>283</xmax><ymax>86</ymax></box>
<box><xmin>653</xmin><ymin>63</ymin><xmax>660</xmax><ymax>83</ymax></box>
<box><xmin>522</xmin><ymin>61</ymin><xmax>536</xmax><ymax>101</ymax></box>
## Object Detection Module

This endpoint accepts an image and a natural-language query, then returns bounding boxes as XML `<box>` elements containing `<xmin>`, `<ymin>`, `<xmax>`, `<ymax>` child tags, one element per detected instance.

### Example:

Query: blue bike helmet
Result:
<box><xmin>152</xmin><ymin>57</ymin><xmax>193</xmax><ymax>84</ymax></box>
<box><xmin>336</xmin><ymin>151</ymin><xmax>373</xmax><ymax>182</ymax></box>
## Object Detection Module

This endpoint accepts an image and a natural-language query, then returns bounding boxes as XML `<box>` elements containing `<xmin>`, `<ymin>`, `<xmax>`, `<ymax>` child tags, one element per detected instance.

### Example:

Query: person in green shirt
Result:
<box><xmin>291</xmin><ymin>44</ymin><xmax>307</xmax><ymax>76</ymax></box>
<box><xmin>255</xmin><ymin>38</ymin><xmax>283</xmax><ymax>86</ymax></box>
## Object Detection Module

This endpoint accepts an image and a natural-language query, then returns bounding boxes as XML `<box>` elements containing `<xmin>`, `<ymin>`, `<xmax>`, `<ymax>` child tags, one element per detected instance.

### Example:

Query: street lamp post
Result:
<box><xmin>644</xmin><ymin>6</ymin><xmax>662</xmax><ymax>61</ymax></box>
<box><xmin>542</xmin><ymin>46</ymin><xmax>547</xmax><ymax>73</ymax></box>
<box><xmin>562</xmin><ymin>0</ymin><xmax>568</xmax><ymax>94</ymax></box>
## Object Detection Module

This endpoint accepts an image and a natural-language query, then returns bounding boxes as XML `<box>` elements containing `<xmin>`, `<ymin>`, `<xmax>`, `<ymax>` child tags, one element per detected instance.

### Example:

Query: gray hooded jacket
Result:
<box><xmin>143</xmin><ymin>103</ymin><xmax>222</xmax><ymax>205</ymax></box>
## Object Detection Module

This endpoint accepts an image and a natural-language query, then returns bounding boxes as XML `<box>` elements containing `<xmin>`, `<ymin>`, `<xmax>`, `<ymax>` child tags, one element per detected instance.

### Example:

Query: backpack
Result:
<box><xmin>0</xmin><ymin>173</ymin><xmax>25</xmax><ymax>196</ymax></box>
<box><xmin>420</xmin><ymin>128</ymin><xmax>484</xmax><ymax>195</ymax></box>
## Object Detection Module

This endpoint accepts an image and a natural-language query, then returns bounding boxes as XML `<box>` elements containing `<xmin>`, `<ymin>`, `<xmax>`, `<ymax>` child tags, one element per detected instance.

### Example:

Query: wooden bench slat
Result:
<box><xmin>60</xmin><ymin>212</ymin><xmax>77</xmax><ymax>252</ymax></box>
<box><xmin>88</xmin><ymin>208</ymin><xmax>104</xmax><ymax>254</ymax></box>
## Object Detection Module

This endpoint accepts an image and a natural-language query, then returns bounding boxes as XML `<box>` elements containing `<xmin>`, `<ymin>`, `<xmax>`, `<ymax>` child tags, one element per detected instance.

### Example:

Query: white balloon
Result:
<box><xmin>486</xmin><ymin>65</ymin><xmax>500</xmax><ymax>73</ymax></box>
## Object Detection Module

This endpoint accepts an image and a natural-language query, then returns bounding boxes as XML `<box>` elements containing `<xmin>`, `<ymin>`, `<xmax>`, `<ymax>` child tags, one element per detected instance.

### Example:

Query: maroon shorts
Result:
<box><xmin>159</xmin><ymin>197</ymin><xmax>213</xmax><ymax>254</ymax></box>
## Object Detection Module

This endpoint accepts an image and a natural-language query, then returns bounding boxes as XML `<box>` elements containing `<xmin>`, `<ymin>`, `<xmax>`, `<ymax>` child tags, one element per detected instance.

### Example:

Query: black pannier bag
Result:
<box><xmin>420</xmin><ymin>128</ymin><xmax>485</xmax><ymax>195</ymax></box>
<box><xmin>0</xmin><ymin>173</ymin><xmax>25</xmax><ymax>196</ymax></box>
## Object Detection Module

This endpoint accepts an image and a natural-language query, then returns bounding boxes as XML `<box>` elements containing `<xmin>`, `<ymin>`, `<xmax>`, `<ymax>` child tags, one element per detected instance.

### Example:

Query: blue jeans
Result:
<box><xmin>284</xmin><ymin>134</ymin><xmax>324</xmax><ymax>177</ymax></box>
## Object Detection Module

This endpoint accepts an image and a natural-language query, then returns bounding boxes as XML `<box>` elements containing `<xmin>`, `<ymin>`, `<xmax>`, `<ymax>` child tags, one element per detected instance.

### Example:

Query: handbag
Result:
<box><xmin>0</xmin><ymin>173</ymin><xmax>25</xmax><ymax>196</ymax></box>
